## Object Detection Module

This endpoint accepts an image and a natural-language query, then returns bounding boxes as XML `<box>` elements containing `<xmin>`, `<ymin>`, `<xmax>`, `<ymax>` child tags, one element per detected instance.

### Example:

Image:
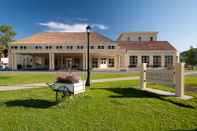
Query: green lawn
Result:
<box><xmin>0</xmin><ymin>80</ymin><xmax>197</xmax><ymax>131</ymax></box>
<box><xmin>0</xmin><ymin>71</ymin><xmax>139</xmax><ymax>85</ymax></box>
<box><xmin>185</xmin><ymin>76</ymin><xmax>197</xmax><ymax>88</ymax></box>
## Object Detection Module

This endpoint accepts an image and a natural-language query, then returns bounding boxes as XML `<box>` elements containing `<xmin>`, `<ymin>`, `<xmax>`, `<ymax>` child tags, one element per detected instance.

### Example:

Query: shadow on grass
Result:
<box><xmin>93</xmin><ymin>87</ymin><xmax>195</xmax><ymax>109</ymax></box>
<box><xmin>5</xmin><ymin>99</ymin><xmax>57</xmax><ymax>109</ymax></box>
<box><xmin>171</xmin><ymin>129</ymin><xmax>197</xmax><ymax>131</ymax></box>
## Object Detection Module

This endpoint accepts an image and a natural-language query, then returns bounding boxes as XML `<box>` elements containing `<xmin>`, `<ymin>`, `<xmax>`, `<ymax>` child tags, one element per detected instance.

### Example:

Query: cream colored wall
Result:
<box><xmin>8</xmin><ymin>43</ymin><xmax>179</xmax><ymax>70</ymax></box>
<box><xmin>8</xmin><ymin>43</ymin><xmax>121</xmax><ymax>70</ymax></box>
<box><xmin>126</xmin><ymin>50</ymin><xmax>179</xmax><ymax>68</ymax></box>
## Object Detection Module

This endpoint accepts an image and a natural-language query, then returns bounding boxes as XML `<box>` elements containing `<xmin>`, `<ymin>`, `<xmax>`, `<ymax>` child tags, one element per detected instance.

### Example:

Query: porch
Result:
<box><xmin>10</xmin><ymin>52</ymin><xmax>124</xmax><ymax>71</ymax></box>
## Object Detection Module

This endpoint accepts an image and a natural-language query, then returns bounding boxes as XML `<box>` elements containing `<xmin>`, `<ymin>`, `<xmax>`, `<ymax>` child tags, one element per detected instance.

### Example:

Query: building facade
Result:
<box><xmin>8</xmin><ymin>32</ymin><xmax>179</xmax><ymax>71</ymax></box>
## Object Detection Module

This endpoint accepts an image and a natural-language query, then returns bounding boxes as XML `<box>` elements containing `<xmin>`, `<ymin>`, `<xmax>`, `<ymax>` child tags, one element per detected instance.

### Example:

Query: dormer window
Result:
<box><xmin>150</xmin><ymin>37</ymin><xmax>153</xmax><ymax>41</ymax></box>
<box><xmin>67</xmin><ymin>46</ymin><xmax>73</xmax><ymax>49</ymax></box>
<box><xmin>98</xmin><ymin>45</ymin><xmax>104</xmax><ymax>49</ymax></box>
<box><xmin>138</xmin><ymin>37</ymin><xmax>142</xmax><ymax>42</ymax></box>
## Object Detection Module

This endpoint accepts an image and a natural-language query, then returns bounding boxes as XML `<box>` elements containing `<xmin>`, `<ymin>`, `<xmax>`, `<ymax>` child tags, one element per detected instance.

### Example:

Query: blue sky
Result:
<box><xmin>0</xmin><ymin>0</ymin><xmax>197</xmax><ymax>51</ymax></box>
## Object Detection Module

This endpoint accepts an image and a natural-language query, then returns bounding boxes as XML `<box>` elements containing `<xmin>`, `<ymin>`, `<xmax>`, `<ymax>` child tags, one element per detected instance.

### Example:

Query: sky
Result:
<box><xmin>0</xmin><ymin>0</ymin><xmax>197</xmax><ymax>52</ymax></box>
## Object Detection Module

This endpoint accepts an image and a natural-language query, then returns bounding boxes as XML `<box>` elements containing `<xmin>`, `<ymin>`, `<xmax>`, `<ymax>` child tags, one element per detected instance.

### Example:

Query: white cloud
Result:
<box><xmin>38</xmin><ymin>21</ymin><xmax>108</xmax><ymax>32</ymax></box>
<box><xmin>92</xmin><ymin>24</ymin><xmax>108</xmax><ymax>30</ymax></box>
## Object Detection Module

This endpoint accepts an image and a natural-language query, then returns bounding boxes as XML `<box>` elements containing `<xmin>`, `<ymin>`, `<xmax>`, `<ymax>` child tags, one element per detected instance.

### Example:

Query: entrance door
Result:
<box><xmin>100</xmin><ymin>58</ymin><xmax>107</xmax><ymax>68</ymax></box>
<box><xmin>65</xmin><ymin>58</ymin><xmax>72</xmax><ymax>70</ymax></box>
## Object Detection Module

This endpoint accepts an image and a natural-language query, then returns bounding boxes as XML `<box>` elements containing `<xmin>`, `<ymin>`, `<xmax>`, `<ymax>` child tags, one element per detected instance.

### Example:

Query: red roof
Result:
<box><xmin>13</xmin><ymin>32</ymin><xmax>112</xmax><ymax>44</ymax></box>
<box><xmin>118</xmin><ymin>41</ymin><xmax>177</xmax><ymax>51</ymax></box>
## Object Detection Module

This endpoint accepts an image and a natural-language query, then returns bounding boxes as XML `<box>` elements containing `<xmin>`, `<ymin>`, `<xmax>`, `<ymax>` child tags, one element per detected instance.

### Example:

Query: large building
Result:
<box><xmin>8</xmin><ymin>32</ymin><xmax>179</xmax><ymax>71</ymax></box>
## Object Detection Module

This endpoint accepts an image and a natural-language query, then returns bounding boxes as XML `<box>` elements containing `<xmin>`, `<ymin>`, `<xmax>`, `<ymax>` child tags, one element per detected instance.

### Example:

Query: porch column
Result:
<box><xmin>149</xmin><ymin>55</ymin><xmax>153</xmax><ymax>67</ymax></box>
<box><xmin>12</xmin><ymin>53</ymin><xmax>17</xmax><ymax>70</ymax></box>
<box><xmin>161</xmin><ymin>54</ymin><xmax>165</xmax><ymax>67</ymax></box>
<box><xmin>8</xmin><ymin>52</ymin><xmax>12</xmax><ymax>69</ymax></box>
<box><xmin>117</xmin><ymin>55</ymin><xmax>121</xmax><ymax>69</ymax></box>
<box><xmin>32</xmin><ymin>55</ymin><xmax>36</xmax><ymax>68</ymax></box>
<box><xmin>83</xmin><ymin>53</ymin><xmax>87</xmax><ymax>70</ymax></box>
<box><xmin>49</xmin><ymin>53</ymin><xmax>55</xmax><ymax>70</ymax></box>
<box><xmin>137</xmin><ymin>55</ymin><xmax>141</xmax><ymax>68</ymax></box>
<box><xmin>60</xmin><ymin>54</ymin><xmax>64</xmax><ymax>69</ymax></box>
<box><xmin>125</xmin><ymin>54</ymin><xmax>129</xmax><ymax>69</ymax></box>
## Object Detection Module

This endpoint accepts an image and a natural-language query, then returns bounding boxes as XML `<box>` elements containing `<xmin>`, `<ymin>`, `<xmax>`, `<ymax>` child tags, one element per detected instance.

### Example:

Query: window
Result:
<box><xmin>138</xmin><ymin>36</ymin><xmax>142</xmax><ymax>42</ymax></box>
<box><xmin>129</xmin><ymin>56</ymin><xmax>138</xmax><ymax>67</ymax></box>
<box><xmin>108</xmin><ymin>58</ymin><xmax>115</xmax><ymax>67</ymax></box>
<box><xmin>73</xmin><ymin>58</ymin><xmax>80</xmax><ymax>68</ymax></box>
<box><xmin>127</xmin><ymin>37</ymin><xmax>130</xmax><ymax>41</ymax></box>
<box><xmin>92</xmin><ymin>58</ymin><xmax>98</xmax><ymax>68</ymax></box>
<box><xmin>153</xmin><ymin>56</ymin><xmax>161</xmax><ymax>67</ymax></box>
<box><xmin>66</xmin><ymin>46</ymin><xmax>73</xmax><ymax>49</ymax></box>
<box><xmin>141</xmin><ymin>56</ymin><xmax>149</xmax><ymax>66</ymax></box>
<box><xmin>90</xmin><ymin>46</ymin><xmax>94</xmax><ymax>49</ymax></box>
<box><xmin>98</xmin><ymin>45</ymin><xmax>104</xmax><ymax>49</ymax></box>
<box><xmin>20</xmin><ymin>46</ymin><xmax>26</xmax><ymax>49</ymax></box>
<box><xmin>108</xmin><ymin>45</ymin><xmax>115</xmax><ymax>49</ymax></box>
<box><xmin>46</xmin><ymin>46</ymin><xmax>51</xmax><ymax>49</ymax></box>
<box><xmin>56</xmin><ymin>46</ymin><xmax>62</xmax><ymax>49</ymax></box>
<box><xmin>165</xmin><ymin>56</ymin><xmax>173</xmax><ymax>67</ymax></box>
<box><xmin>101</xmin><ymin>58</ymin><xmax>107</xmax><ymax>64</ymax></box>
<box><xmin>14</xmin><ymin>46</ymin><xmax>18</xmax><ymax>49</ymax></box>
<box><xmin>150</xmin><ymin>37</ymin><xmax>153</xmax><ymax>41</ymax></box>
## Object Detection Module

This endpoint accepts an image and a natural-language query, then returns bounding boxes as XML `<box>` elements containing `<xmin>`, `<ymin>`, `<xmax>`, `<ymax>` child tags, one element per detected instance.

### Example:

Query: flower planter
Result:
<box><xmin>55</xmin><ymin>80</ymin><xmax>85</xmax><ymax>94</ymax></box>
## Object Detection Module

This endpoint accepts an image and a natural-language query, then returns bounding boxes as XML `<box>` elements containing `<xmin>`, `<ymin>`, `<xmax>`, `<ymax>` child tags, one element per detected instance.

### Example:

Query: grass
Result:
<box><xmin>0</xmin><ymin>71</ymin><xmax>139</xmax><ymax>85</ymax></box>
<box><xmin>0</xmin><ymin>80</ymin><xmax>197</xmax><ymax>131</ymax></box>
<box><xmin>185</xmin><ymin>76</ymin><xmax>197</xmax><ymax>88</ymax></box>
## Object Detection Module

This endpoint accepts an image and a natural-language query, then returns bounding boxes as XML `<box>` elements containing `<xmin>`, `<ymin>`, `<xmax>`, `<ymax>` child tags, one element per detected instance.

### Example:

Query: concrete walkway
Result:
<box><xmin>0</xmin><ymin>76</ymin><xmax>139</xmax><ymax>91</ymax></box>
<box><xmin>142</xmin><ymin>88</ymin><xmax>193</xmax><ymax>100</ymax></box>
<box><xmin>185</xmin><ymin>71</ymin><xmax>197</xmax><ymax>76</ymax></box>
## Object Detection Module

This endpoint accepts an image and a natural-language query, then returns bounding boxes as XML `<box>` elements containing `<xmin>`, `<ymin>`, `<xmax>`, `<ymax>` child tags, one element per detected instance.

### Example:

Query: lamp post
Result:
<box><xmin>85</xmin><ymin>25</ymin><xmax>91</xmax><ymax>87</ymax></box>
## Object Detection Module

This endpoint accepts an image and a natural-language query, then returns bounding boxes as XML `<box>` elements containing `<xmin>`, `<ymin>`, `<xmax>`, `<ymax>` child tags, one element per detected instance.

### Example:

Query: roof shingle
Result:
<box><xmin>118</xmin><ymin>41</ymin><xmax>177</xmax><ymax>51</ymax></box>
<box><xmin>12</xmin><ymin>32</ymin><xmax>112</xmax><ymax>44</ymax></box>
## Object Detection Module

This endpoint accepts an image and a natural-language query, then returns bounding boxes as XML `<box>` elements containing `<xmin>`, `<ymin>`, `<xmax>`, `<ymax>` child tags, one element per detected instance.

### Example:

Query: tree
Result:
<box><xmin>0</xmin><ymin>24</ymin><xmax>16</xmax><ymax>57</ymax></box>
<box><xmin>185</xmin><ymin>46</ymin><xmax>197</xmax><ymax>69</ymax></box>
